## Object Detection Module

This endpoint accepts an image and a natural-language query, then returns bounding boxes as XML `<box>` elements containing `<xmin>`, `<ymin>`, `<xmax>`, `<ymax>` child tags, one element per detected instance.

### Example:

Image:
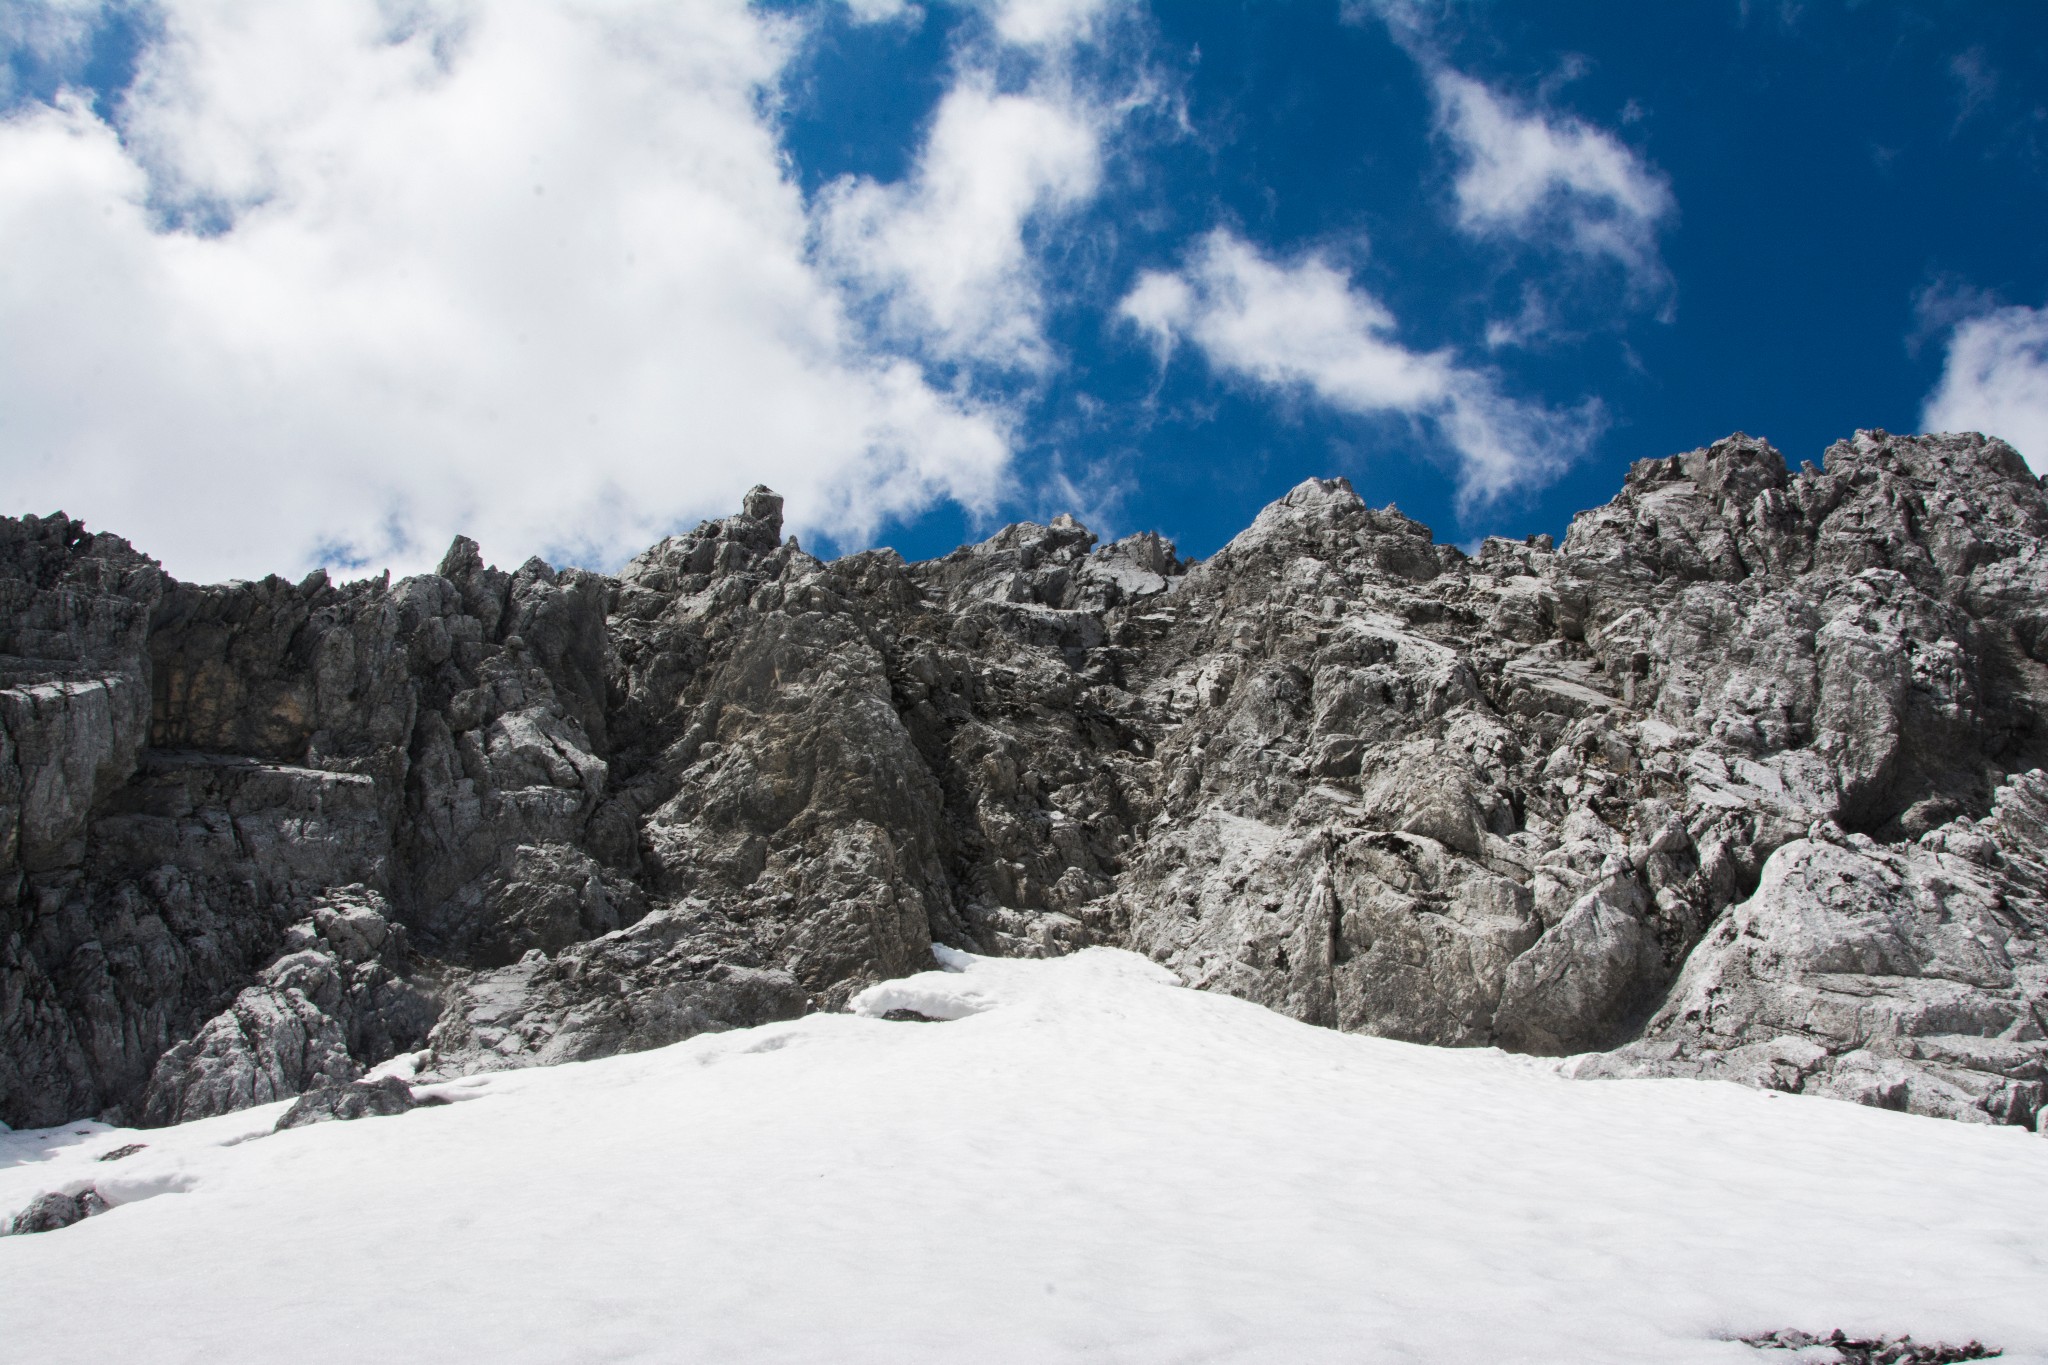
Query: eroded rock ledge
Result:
<box><xmin>4</xmin><ymin>430</ymin><xmax>2045</xmax><ymax>1130</ymax></box>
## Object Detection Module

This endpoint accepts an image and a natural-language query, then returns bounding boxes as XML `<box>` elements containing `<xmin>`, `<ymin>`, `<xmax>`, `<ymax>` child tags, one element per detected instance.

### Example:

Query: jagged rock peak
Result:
<box><xmin>4</xmin><ymin>429</ymin><xmax>2047</xmax><ymax>1136</ymax></box>
<box><xmin>742</xmin><ymin>484</ymin><xmax>784</xmax><ymax>539</ymax></box>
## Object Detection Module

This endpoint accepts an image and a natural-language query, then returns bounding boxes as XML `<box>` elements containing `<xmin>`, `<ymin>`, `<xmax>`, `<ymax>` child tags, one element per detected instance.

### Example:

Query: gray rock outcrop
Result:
<box><xmin>274</xmin><ymin>1074</ymin><xmax>425</xmax><ymax>1130</ymax></box>
<box><xmin>4</xmin><ymin>429</ymin><xmax>2045</xmax><ymax>1132</ymax></box>
<box><xmin>140</xmin><ymin>886</ymin><xmax>437</xmax><ymax>1125</ymax></box>
<box><xmin>4</xmin><ymin>1187</ymin><xmax>109</xmax><ymax>1235</ymax></box>
<box><xmin>1572</xmin><ymin>771</ymin><xmax>2048</xmax><ymax>1123</ymax></box>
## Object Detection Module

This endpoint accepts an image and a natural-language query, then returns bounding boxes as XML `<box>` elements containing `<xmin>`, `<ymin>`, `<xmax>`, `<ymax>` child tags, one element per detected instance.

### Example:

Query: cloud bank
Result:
<box><xmin>0</xmin><ymin>0</ymin><xmax>1018</xmax><ymax>582</ymax></box>
<box><xmin>1</xmin><ymin>0</ymin><xmax>1670</xmax><ymax>580</ymax></box>
<box><xmin>1923</xmin><ymin>303</ymin><xmax>2048</xmax><ymax>473</ymax></box>
<box><xmin>1121</xmin><ymin>230</ymin><xmax>1599</xmax><ymax>507</ymax></box>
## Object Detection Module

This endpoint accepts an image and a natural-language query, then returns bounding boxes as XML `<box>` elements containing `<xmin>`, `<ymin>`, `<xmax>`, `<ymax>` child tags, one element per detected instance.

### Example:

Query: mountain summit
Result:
<box><xmin>4</xmin><ymin>430</ymin><xmax>2046</xmax><ymax>1133</ymax></box>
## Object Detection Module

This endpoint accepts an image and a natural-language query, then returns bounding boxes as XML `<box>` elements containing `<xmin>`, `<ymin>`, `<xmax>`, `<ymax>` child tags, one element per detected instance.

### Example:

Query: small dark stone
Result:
<box><xmin>97</xmin><ymin>1143</ymin><xmax>148</xmax><ymax>1162</ymax></box>
<box><xmin>881</xmin><ymin>1008</ymin><xmax>942</xmax><ymax>1023</ymax></box>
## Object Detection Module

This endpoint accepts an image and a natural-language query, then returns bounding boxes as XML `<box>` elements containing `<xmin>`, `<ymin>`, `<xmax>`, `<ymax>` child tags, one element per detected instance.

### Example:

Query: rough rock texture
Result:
<box><xmin>274</xmin><ymin>1074</ymin><xmax>424</xmax><ymax>1130</ymax></box>
<box><xmin>1573</xmin><ymin>771</ymin><xmax>2048</xmax><ymax>1123</ymax></box>
<box><xmin>4</xmin><ymin>430</ymin><xmax>2047</xmax><ymax>1131</ymax></box>
<box><xmin>3</xmin><ymin>1186</ymin><xmax>109</xmax><ymax>1235</ymax></box>
<box><xmin>140</xmin><ymin>887</ymin><xmax>438</xmax><ymax>1125</ymax></box>
<box><xmin>1740</xmin><ymin>1330</ymin><xmax>2002</xmax><ymax>1364</ymax></box>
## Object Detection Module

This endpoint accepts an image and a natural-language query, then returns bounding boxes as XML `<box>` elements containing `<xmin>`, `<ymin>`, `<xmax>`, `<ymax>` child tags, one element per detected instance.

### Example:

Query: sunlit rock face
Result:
<box><xmin>4</xmin><ymin>429</ymin><xmax>2046</xmax><ymax>1130</ymax></box>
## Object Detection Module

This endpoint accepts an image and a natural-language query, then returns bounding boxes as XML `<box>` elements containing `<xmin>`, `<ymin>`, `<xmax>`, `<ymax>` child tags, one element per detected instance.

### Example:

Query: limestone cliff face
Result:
<box><xmin>4</xmin><ymin>430</ymin><xmax>2045</xmax><ymax>1130</ymax></box>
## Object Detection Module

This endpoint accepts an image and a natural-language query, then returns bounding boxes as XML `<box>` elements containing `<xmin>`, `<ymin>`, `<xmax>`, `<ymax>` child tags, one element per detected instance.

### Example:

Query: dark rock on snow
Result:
<box><xmin>1740</xmin><ymin>1328</ymin><xmax>2002</xmax><ymax>1363</ymax></box>
<box><xmin>5</xmin><ymin>1187</ymin><xmax>109</xmax><ymax>1235</ymax></box>
<box><xmin>274</xmin><ymin>1074</ymin><xmax>425</xmax><ymax>1130</ymax></box>
<box><xmin>4</xmin><ymin>429</ymin><xmax>2047</xmax><ymax>1132</ymax></box>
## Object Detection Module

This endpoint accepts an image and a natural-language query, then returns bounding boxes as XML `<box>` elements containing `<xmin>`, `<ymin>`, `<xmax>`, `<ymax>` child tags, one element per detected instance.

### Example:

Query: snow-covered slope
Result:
<box><xmin>3</xmin><ymin>948</ymin><xmax>2045</xmax><ymax>1364</ymax></box>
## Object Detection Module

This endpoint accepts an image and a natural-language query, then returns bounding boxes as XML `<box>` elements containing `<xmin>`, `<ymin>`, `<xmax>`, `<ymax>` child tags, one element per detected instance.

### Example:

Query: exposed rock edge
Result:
<box><xmin>3</xmin><ymin>430</ymin><xmax>2044</xmax><ymax>1130</ymax></box>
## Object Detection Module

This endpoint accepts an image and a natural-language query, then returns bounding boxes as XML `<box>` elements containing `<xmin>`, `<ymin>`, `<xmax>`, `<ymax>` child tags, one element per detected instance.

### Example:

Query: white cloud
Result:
<box><xmin>1120</xmin><ymin>230</ymin><xmax>1597</xmax><ymax>507</ymax></box>
<box><xmin>1481</xmin><ymin>283</ymin><xmax>1558</xmax><ymax>351</ymax></box>
<box><xmin>814</xmin><ymin>0</ymin><xmax>1149</xmax><ymax>380</ymax></box>
<box><xmin>1116</xmin><ymin>268</ymin><xmax>1191</xmax><ymax>361</ymax></box>
<box><xmin>1335</xmin><ymin>0</ymin><xmax>1429</xmax><ymax>44</ymax></box>
<box><xmin>1922</xmin><ymin>303</ymin><xmax>2048</xmax><ymax>473</ymax></box>
<box><xmin>840</xmin><ymin>0</ymin><xmax>921</xmax><ymax>25</ymax></box>
<box><xmin>1949</xmin><ymin>48</ymin><xmax>1998</xmax><ymax>131</ymax></box>
<box><xmin>980</xmin><ymin>0</ymin><xmax>1120</xmax><ymax>51</ymax></box>
<box><xmin>1036</xmin><ymin>450</ymin><xmax>1130</xmax><ymax>536</ymax></box>
<box><xmin>817</xmin><ymin>74</ymin><xmax>1102</xmax><ymax>374</ymax></box>
<box><xmin>0</xmin><ymin>0</ymin><xmax>1013</xmax><ymax>582</ymax></box>
<box><xmin>1432</xmin><ymin>70</ymin><xmax>1673</xmax><ymax>296</ymax></box>
<box><xmin>1337</xmin><ymin>3</ymin><xmax>1673</xmax><ymax>305</ymax></box>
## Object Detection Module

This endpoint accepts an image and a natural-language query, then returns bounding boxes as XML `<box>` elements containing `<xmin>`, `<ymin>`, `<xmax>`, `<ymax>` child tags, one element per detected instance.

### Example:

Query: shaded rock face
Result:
<box><xmin>4</xmin><ymin>431</ymin><xmax>2047</xmax><ymax>1132</ymax></box>
<box><xmin>140</xmin><ymin>886</ymin><xmax>438</xmax><ymax>1126</ymax></box>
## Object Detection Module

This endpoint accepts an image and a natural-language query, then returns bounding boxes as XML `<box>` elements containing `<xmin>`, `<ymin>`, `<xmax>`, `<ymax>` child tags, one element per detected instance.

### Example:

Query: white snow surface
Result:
<box><xmin>3</xmin><ymin>947</ymin><xmax>2045</xmax><ymax>1364</ymax></box>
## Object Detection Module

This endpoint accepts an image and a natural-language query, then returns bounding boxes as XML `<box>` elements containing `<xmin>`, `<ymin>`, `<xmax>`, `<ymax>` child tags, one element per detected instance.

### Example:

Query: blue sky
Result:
<box><xmin>3</xmin><ymin>1</ymin><xmax>2046</xmax><ymax>580</ymax></box>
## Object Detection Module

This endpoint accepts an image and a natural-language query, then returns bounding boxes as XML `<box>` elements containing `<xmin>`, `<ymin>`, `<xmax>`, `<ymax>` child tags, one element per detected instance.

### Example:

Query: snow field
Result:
<box><xmin>2</xmin><ymin>946</ymin><xmax>2045</xmax><ymax>1364</ymax></box>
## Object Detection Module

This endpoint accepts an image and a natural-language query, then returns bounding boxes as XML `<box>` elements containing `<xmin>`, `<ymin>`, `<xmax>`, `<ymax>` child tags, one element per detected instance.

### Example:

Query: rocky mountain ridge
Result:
<box><xmin>4</xmin><ymin>429</ymin><xmax>2045</xmax><ymax>1131</ymax></box>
